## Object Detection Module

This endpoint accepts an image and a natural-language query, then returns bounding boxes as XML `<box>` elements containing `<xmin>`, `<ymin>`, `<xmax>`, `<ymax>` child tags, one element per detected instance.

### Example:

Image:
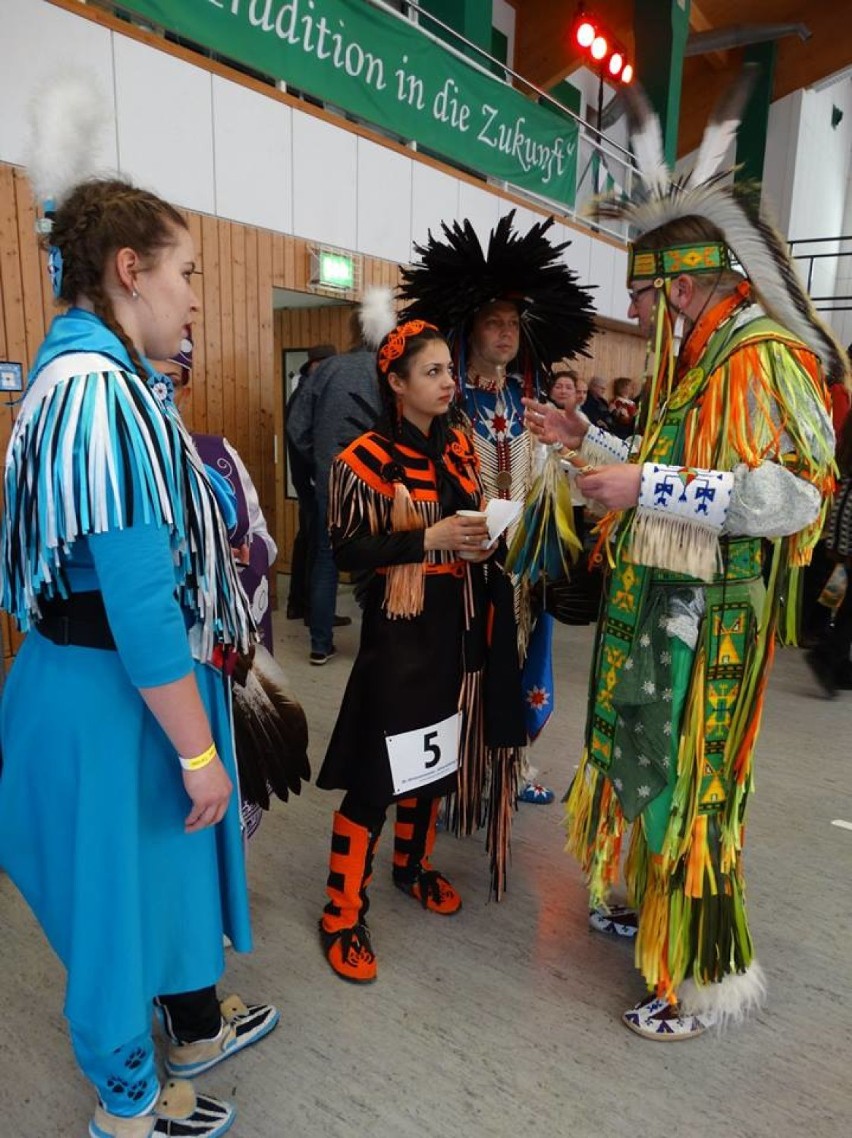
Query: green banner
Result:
<box><xmin>117</xmin><ymin>0</ymin><xmax>578</xmax><ymax>208</ymax></box>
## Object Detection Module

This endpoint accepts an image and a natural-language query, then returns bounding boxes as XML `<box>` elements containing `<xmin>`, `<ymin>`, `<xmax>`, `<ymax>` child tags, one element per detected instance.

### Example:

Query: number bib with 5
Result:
<box><xmin>385</xmin><ymin>713</ymin><xmax>461</xmax><ymax>796</ymax></box>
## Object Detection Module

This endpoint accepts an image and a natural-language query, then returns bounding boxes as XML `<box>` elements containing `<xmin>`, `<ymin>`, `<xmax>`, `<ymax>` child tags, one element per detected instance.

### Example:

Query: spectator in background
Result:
<box><xmin>801</xmin><ymin>350</ymin><xmax>852</xmax><ymax>644</ymax></box>
<box><xmin>157</xmin><ymin>338</ymin><xmax>279</xmax><ymax>653</ymax></box>
<box><xmin>609</xmin><ymin>375</ymin><xmax>638</xmax><ymax>438</ymax></box>
<box><xmin>581</xmin><ymin>374</ymin><xmax>613</xmax><ymax>430</ymax></box>
<box><xmin>287</xmin><ymin>310</ymin><xmax>383</xmax><ymax>665</ymax></box>
<box><xmin>285</xmin><ymin>343</ymin><xmax>337</xmax><ymax>622</ymax></box>
<box><xmin>805</xmin><ymin>410</ymin><xmax>852</xmax><ymax>695</ymax></box>
<box><xmin>548</xmin><ymin>366</ymin><xmax>577</xmax><ymax>409</ymax></box>
<box><xmin>574</xmin><ymin>375</ymin><xmax>588</xmax><ymax>406</ymax></box>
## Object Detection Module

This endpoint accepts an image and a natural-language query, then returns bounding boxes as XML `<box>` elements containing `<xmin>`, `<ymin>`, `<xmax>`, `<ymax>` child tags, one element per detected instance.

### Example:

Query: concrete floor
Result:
<box><xmin>1</xmin><ymin>581</ymin><xmax>851</xmax><ymax>1137</ymax></box>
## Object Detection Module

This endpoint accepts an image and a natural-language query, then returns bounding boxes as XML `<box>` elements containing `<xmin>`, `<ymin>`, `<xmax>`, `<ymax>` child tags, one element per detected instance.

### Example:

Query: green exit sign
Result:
<box><xmin>319</xmin><ymin>251</ymin><xmax>355</xmax><ymax>289</ymax></box>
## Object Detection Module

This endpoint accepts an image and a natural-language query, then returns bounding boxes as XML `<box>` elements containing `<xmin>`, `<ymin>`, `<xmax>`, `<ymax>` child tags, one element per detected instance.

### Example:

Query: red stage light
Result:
<box><xmin>575</xmin><ymin>20</ymin><xmax>596</xmax><ymax>48</ymax></box>
<box><xmin>621</xmin><ymin>62</ymin><xmax>634</xmax><ymax>83</ymax></box>
<box><xmin>608</xmin><ymin>52</ymin><xmax>624</xmax><ymax>77</ymax></box>
<box><xmin>590</xmin><ymin>35</ymin><xmax>608</xmax><ymax>60</ymax></box>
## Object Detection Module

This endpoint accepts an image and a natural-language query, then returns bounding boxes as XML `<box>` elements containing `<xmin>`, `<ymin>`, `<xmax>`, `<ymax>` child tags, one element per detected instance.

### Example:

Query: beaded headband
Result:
<box><xmin>627</xmin><ymin>242</ymin><xmax>731</xmax><ymax>282</ymax></box>
<box><xmin>377</xmin><ymin>320</ymin><xmax>438</xmax><ymax>374</ymax></box>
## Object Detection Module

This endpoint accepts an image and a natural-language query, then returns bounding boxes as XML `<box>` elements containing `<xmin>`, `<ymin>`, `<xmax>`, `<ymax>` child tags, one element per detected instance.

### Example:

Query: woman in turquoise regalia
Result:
<box><xmin>0</xmin><ymin>179</ymin><xmax>277</xmax><ymax>1138</ymax></box>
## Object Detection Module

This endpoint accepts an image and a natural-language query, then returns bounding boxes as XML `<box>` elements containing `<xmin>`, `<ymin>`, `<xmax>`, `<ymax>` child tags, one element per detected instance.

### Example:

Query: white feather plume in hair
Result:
<box><xmin>27</xmin><ymin>71</ymin><xmax>111</xmax><ymax>205</ymax></box>
<box><xmin>359</xmin><ymin>286</ymin><xmax>397</xmax><ymax>349</ymax></box>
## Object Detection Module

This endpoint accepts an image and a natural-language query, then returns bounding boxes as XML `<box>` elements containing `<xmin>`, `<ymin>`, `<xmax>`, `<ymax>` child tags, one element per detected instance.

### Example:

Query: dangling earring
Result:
<box><xmin>395</xmin><ymin>394</ymin><xmax>403</xmax><ymax>433</ymax></box>
<box><xmin>131</xmin><ymin>289</ymin><xmax>139</xmax><ymax>300</ymax></box>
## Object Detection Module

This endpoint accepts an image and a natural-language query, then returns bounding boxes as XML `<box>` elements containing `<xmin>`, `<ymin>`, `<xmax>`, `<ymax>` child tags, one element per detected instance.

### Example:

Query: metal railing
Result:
<box><xmin>371</xmin><ymin>0</ymin><xmax>637</xmax><ymax>236</ymax></box>
<box><xmin>789</xmin><ymin>235</ymin><xmax>852</xmax><ymax>313</ymax></box>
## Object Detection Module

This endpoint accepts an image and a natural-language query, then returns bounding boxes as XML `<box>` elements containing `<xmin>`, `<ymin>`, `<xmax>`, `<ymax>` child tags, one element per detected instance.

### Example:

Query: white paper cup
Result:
<box><xmin>457</xmin><ymin>509</ymin><xmax>488</xmax><ymax>558</ymax></box>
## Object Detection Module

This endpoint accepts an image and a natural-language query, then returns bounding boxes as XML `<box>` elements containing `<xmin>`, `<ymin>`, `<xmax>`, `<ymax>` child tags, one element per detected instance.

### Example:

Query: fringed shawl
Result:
<box><xmin>329</xmin><ymin>425</ymin><xmax>481</xmax><ymax>619</ymax></box>
<box><xmin>1</xmin><ymin>309</ymin><xmax>255</xmax><ymax>661</ymax></box>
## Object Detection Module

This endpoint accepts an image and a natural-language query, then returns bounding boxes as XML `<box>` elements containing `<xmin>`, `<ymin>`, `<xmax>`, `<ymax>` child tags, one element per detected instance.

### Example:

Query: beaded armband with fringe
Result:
<box><xmin>629</xmin><ymin>463</ymin><xmax>734</xmax><ymax>581</ymax></box>
<box><xmin>579</xmin><ymin>425</ymin><xmax>631</xmax><ymax>468</ymax></box>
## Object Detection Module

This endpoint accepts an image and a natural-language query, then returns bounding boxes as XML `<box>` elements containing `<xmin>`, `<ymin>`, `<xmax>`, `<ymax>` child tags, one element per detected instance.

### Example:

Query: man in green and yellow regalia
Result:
<box><xmin>524</xmin><ymin>80</ymin><xmax>847</xmax><ymax>1040</ymax></box>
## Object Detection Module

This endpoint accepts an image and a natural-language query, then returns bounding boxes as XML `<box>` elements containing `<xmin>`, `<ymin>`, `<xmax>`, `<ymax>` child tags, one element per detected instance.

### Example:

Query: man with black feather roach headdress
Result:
<box><xmin>399</xmin><ymin>209</ymin><xmax>596</xmax><ymax>804</ymax></box>
<box><xmin>526</xmin><ymin>70</ymin><xmax>846</xmax><ymax>1039</ymax></box>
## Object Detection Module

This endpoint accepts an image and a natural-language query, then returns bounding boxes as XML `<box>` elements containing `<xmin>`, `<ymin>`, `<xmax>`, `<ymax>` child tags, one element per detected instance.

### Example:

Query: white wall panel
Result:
<box><xmin>610</xmin><ymin>245</ymin><xmax>630</xmax><ymax>322</ymax></box>
<box><xmin>113</xmin><ymin>36</ymin><xmax>215</xmax><ymax>214</ymax></box>
<box><xmin>410</xmin><ymin>163</ymin><xmax>460</xmax><ymax>258</ymax></box>
<box><xmin>763</xmin><ymin>91</ymin><xmax>803</xmax><ymax>235</ymax></box>
<box><xmin>588</xmin><ymin>237</ymin><xmax>617</xmax><ymax>320</ymax></box>
<box><xmin>459</xmin><ymin>181</ymin><xmax>501</xmax><ymax>245</ymax></box>
<box><xmin>355</xmin><ymin>138</ymin><xmax>412</xmax><ymax>264</ymax></box>
<box><xmin>213</xmin><ymin>77</ymin><xmax>292</xmax><ymax>234</ymax></box>
<box><xmin>560</xmin><ymin>224</ymin><xmax>592</xmax><ymax>291</ymax></box>
<box><xmin>0</xmin><ymin>0</ymin><xmax>117</xmax><ymax>177</ymax></box>
<box><xmin>291</xmin><ymin>111</ymin><xmax>357</xmax><ymax>249</ymax></box>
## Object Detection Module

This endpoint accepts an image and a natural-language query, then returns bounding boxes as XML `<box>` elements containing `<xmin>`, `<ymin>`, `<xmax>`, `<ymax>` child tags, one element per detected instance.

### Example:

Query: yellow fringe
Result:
<box><xmin>565</xmin><ymin>757</ymin><xmax>625</xmax><ymax>909</ymax></box>
<box><xmin>624</xmin><ymin>820</ymin><xmax>648</xmax><ymax>909</ymax></box>
<box><xmin>635</xmin><ymin>855</ymin><xmax>675</xmax><ymax>999</ymax></box>
<box><xmin>383</xmin><ymin>481</ymin><xmax>426</xmax><ymax>619</ymax></box>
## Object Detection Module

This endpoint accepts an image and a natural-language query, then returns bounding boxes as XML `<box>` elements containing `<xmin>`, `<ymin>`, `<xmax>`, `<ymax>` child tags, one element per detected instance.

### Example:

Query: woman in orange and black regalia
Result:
<box><xmin>316</xmin><ymin>321</ymin><xmax>525</xmax><ymax>983</ymax></box>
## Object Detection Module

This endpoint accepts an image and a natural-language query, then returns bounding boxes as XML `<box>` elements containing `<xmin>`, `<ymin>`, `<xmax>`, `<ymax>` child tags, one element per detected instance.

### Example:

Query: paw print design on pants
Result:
<box><xmin>124</xmin><ymin>1047</ymin><xmax>146</xmax><ymax>1071</ymax></box>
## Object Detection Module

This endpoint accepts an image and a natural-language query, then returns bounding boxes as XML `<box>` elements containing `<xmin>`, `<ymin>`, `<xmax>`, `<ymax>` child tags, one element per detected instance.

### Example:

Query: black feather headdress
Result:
<box><xmin>593</xmin><ymin>68</ymin><xmax>849</xmax><ymax>385</ymax></box>
<box><xmin>398</xmin><ymin>209</ymin><xmax>596</xmax><ymax>378</ymax></box>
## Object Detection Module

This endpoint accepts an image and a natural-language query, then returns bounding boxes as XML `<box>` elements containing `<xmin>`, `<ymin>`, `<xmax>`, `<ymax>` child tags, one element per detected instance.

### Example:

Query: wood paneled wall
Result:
<box><xmin>0</xmin><ymin>157</ymin><xmax>644</xmax><ymax>665</ymax></box>
<box><xmin>0</xmin><ymin>165</ymin><xmax>57</xmax><ymax>664</ymax></box>
<box><xmin>568</xmin><ymin>319</ymin><xmax>647</xmax><ymax>395</ymax></box>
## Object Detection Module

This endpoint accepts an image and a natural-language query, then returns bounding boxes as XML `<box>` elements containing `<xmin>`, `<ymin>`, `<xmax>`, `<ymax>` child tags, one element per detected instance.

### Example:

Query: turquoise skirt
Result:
<box><xmin>0</xmin><ymin>632</ymin><xmax>252</xmax><ymax>1053</ymax></box>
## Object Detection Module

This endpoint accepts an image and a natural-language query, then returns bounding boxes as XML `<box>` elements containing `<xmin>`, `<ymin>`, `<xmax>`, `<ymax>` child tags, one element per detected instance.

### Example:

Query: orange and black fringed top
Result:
<box><xmin>328</xmin><ymin>422</ymin><xmax>483</xmax><ymax>618</ymax></box>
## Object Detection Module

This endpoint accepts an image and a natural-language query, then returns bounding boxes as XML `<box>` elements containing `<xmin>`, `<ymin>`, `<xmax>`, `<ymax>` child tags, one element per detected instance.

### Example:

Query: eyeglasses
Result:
<box><xmin>627</xmin><ymin>283</ymin><xmax>657</xmax><ymax>305</ymax></box>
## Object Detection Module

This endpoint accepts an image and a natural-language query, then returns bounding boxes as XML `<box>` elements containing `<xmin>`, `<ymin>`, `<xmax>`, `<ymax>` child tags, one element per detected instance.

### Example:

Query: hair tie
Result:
<box><xmin>378</xmin><ymin>320</ymin><xmax>437</xmax><ymax>374</ymax></box>
<box><xmin>36</xmin><ymin>200</ymin><xmax>63</xmax><ymax>298</ymax></box>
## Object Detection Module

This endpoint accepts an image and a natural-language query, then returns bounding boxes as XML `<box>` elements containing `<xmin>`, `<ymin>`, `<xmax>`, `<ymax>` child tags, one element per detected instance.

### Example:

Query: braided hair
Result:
<box><xmin>47</xmin><ymin>178</ymin><xmax>187</xmax><ymax>378</ymax></box>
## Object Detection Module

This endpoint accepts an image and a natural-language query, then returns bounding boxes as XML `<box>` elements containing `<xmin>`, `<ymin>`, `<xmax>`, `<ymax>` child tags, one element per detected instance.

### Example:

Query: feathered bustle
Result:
<box><xmin>231</xmin><ymin>644</ymin><xmax>310</xmax><ymax>808</ymax></box>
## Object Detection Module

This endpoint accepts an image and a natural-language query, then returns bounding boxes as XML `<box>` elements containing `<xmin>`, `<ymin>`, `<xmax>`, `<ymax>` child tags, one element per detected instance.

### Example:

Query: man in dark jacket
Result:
<box><xmin>287</xmin><ymin>313</ymin><xmax>381</xmax><ymax>664</ymax></box>
<box><xmin>285</xmin><ymin>343</ymin><xmax>337</xmax><ymax>621</ymax></box>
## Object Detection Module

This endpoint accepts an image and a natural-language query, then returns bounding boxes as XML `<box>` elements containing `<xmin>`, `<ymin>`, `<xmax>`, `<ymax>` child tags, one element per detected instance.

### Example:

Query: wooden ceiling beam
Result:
<box><xmin>688</xmin><ymin>1</ymin><xmax>729</xmax><ymax>69</ymax></box>
<box><xmin>511</xmin><ymin>1</ymin><xmax>851</xmax><ymax>159</ymax></box>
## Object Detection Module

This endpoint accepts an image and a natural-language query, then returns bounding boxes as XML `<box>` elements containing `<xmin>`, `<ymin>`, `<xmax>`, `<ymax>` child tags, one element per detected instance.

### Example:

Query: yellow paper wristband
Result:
<box><xmin>179</xmin><ymin>742</ymin><xmax>217</xmax><ymax>772</ymax></box>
